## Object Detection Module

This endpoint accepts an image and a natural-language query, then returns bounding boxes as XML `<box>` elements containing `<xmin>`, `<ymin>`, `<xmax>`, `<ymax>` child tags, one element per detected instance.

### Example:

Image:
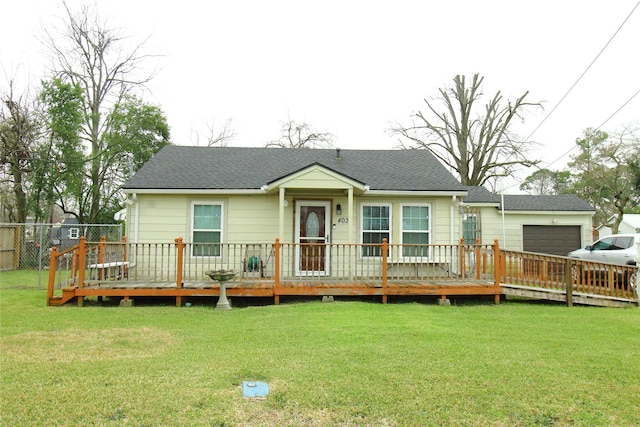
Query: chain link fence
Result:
<box><xmin>1</xmin><ymin>222</ymin><xmax>123</xmax><ymax>287</ymax></box>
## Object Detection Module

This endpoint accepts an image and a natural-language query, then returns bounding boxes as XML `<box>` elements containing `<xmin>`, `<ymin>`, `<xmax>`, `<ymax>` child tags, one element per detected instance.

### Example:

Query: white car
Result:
<box><xmin>568</xmin><ymin>233</ymin><xmax>639</xmax><ymax>291</ymax></box>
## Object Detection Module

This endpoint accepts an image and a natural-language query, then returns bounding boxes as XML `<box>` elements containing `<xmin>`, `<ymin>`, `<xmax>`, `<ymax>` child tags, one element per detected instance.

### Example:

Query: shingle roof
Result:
<box><xmin>462</xmin><ymin>186</ymin><xmax>594</xmax><ymax>212</ymax></box>
<box><xmin>462</xmin><ymin>186</ymin><xmax>501</xmax><ymax>204</ymax></box>
<box><xmin>123</xmin><ymin>146</ymin><xmax>467</xmax><ymax>192</ymax></box>
<box><xmin>502</xmin><ymin>194</ymin><xmax>594</xmax><ymax>211</ymax></box>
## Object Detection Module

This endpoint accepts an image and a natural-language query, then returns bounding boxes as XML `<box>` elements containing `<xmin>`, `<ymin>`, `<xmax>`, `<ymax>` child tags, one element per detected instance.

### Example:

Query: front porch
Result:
<box><xmin>47</xmin><ymin>237</ymin><xmax>637</xmax><ymax>307</ymax></box>
<box><xmin>47</xmin><ymin>237</ymin><xmax>501</xmax><ymax>306</ymax></box>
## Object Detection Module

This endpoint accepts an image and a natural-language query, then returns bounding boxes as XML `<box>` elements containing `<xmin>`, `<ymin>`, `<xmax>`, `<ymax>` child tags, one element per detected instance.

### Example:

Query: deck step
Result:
<box><xmin>48</xmin><ymin>288</ymin><xmax>78</xmax><ymax>306</ymax></box>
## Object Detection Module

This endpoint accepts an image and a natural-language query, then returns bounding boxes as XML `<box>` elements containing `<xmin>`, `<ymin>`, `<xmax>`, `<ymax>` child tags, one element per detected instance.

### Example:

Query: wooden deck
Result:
<box><xmin>46</xmin><ymin>237</ymin><xmax>638</xmax><ymax>308</ymax></box>
<box><xmin>53</xmin><ymin>278</ymin><xmax>501</xmax><ymax>306</ymax></box>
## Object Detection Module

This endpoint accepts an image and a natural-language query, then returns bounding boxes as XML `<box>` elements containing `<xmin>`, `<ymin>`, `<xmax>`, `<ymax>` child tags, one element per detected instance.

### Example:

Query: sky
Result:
<box><xmin>2</xmin><ymin>1</ymin><xmax>639</xmax><ymax>192</ymax></box>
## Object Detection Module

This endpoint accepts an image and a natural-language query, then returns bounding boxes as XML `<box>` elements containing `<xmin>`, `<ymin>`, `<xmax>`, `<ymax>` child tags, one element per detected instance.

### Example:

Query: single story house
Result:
<box><xmin>121</xmin><ymin>146</ymin><xmax>595</xmax><ymax>264</ymax></box>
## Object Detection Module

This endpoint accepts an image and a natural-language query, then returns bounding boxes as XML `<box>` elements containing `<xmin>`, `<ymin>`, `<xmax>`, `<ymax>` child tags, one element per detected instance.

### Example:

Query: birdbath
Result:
<box><xmin>205</xmin><ymin>270</ymin><xmax>237</xmax><ymax>310</ymax></box>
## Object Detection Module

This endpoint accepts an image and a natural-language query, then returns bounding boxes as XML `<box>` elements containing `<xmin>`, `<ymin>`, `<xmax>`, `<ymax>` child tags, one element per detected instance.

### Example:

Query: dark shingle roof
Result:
<box><xmin>123</xmin><ymin>146</ymin><xmax>467</xmax><ymax>192</ymax></box>
<box><xmin>462</xmin><ymin>186</ymin><xmax>501</xmax><ymax>204</ymax></box>
<box><xmin>462</xmin><ymin>186</ymin><xmax>594</xmax><ymax>212</ymax></box>
<box><xmin>502</xmin><ymin>194</ymin><xmax>594</xmax><ymax>211</ymax></box>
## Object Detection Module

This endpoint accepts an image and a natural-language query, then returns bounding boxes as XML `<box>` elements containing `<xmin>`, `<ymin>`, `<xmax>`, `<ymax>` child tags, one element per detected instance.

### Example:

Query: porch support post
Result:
<box><xmin>279</xmin><ymin>187</ymin><xmax>285</xmax><ymax>241</ymax></box>
<box><xmin>175</xmin><ymin>238</ymin><xmax>184</xmax><ymax>307</ymax></box>
<box><xmin>77</xmin><ymin>236</ymin><xmax>86</xmax><ymax>306</ymax></box>
<box><xmin>475</xmin><ymin>238</ymin><xmax>481</xmax><ymax>280</ymax></box>
<box><xmin>348</xmin><ymin>187</ymin><xmax>354</xmax><ymax>279</ymax></box>
<box><xmin>493</xmin><ymin>239</ymin><xmax>501</xmax><ymax>304</ymax></box>
<box><xmin>274</xmin><ymin>238</ymin><xmax>281</xmax><ymax>305</ymax></box>
<box><xmin>47</xmin><ymin>246</ymin><xmax>58</xmax><ymax>306</ymax></box>
<box><xmin>381</xmin><ymin>238</ymin><xmax>388</xmax><ymax>304</ymax></box>
<box><xmin>459</xmin><ymin>238</ymin><xmax>465</xmax><ymax>279</ymax></box>
<box><xmin>98</xmin><ymin>236</ymin><xmax>106</xmax><ymax>280</ymax></box>
<box><xmin>565</xmin><ymin>257</ymin><xmax>573</xmax><ymax>307</ymax></box>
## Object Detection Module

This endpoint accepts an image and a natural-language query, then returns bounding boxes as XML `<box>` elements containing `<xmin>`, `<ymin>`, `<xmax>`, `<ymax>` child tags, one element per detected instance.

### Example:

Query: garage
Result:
<box><xmin>523</xmin><ymin>225</ymin><xmax>582</xmax><ymax>256</ymax></box>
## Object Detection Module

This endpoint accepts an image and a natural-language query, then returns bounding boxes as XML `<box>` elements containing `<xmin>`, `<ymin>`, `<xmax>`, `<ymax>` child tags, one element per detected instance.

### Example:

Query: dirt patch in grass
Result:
<box><xmin>1</xmin><ymin>327</ymin><xmax>178</xmax><ymax>363</ymax></box>
<box><xmin>211</xmin><ymin>379</ymin><xmax>395</xmax><ymax>427</ymax></box>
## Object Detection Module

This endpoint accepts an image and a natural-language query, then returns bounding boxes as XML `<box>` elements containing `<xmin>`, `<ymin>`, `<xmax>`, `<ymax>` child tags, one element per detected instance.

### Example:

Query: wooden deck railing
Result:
<box><xmin>47</xmin><ymin>237</ymin><xmax>637</xmax><ymax>305</ymax></box>
<box><xmin>48</xmin><ymin>238</ymin><xmax>496</xmax><ymax>291</ymax></box>
<box><xmin>499</xmin><ymin>249</ymin><xmax>637</xmax><ymax>301</ymax></box>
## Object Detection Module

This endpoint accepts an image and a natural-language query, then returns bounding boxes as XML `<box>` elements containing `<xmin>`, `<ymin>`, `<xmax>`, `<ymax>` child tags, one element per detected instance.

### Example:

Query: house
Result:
<box><xmin>122</xmin><ymin>146</ymin><xmax>466</xmax><ymax>266</ymax></box>
<box><xmin>49</xmin><ymin>217</ymin><xmax>82</xmax><ymax>250</ymax></box>
<box><xmin>121</xmin><ymin>146</ymin><xmax>595</xmax><ymax>264</ymax></box>
<box><xmin>460</xmin><ymin>186</ymin><xmax>595</xmax><ymax>256</ymax></box>
<box><xmin>597</xmin><ymin>214</ymin><xmax>640</xmax><ymax>237</ymax></box>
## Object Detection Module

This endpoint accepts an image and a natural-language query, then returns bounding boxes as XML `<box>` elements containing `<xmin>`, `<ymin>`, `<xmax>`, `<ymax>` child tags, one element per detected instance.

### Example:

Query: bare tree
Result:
<box><xmin>191</xmin><ymin>118</ymin><xmax>237</xmax><ymax>147</ymax></box>
<box><xmin>266</xmin><ymin>118</ymin><xmax>334</xmax><ymax>148</ymax></box>
<box><xmin>392</xmin><ymin>74</ymin><xmax>541</xmax><ymax>186</ymax></box>
<box><xmin>42</xmin><ymin>2</ymin><xmax>159</xmax><ymax>223</ymax></box>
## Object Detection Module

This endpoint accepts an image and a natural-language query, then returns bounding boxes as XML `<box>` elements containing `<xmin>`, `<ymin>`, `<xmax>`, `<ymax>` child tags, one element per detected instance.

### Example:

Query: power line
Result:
<box><xmin>502</xmin><ymin>1</ymin><xmax>640</xmax><ymax>192</ymax></box>
<box><xmin>523</xmin><ymin>0</ymin><xmax>640</xmax><ymax>143</ymax></box>
<box><xmin>540</xmin><ymin>88</ymin><xmax>640</xmax><ymax>172</ymax></box>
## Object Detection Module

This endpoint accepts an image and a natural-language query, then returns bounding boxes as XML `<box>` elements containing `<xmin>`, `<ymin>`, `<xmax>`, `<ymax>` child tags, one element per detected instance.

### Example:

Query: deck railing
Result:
<box><xmin>47</xmin><ymin>237</ymin><xmax>497</xmax><ymax>290</ymax></box>
<box><xmin>47</xmin><ymin>237</ymin><xmax>637</xmax><ymax>304</ymax></box>
<box><xmin>499</xmin><ymin>249</ymin><xmax>637</xmax><ymax>300</ymax></box>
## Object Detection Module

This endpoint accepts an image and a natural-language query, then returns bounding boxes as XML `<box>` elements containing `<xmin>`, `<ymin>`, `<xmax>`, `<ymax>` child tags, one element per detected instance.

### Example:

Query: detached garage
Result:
<box><xmin>522</xmin><ymin>225</ymin><xmax>581</xmax><ymax>256</ymax></box>
<box><xmin>461</xmin><ymin>187</ymin><xmax>595</xmax><ymax>255</ymax></box>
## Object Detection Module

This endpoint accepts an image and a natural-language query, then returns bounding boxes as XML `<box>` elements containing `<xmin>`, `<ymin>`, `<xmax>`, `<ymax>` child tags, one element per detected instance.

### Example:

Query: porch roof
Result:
<box><xmin>123</xmin><ymin>146</ymin><xmax>467</xmax><ymax>193</ymax></box>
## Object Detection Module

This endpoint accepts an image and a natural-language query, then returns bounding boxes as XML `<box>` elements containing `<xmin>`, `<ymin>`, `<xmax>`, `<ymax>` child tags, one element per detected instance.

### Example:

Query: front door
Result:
<box><xmin>295</xmin><ymin>201</ymin><xmax>331</xmax><ymax>276</ymax></box>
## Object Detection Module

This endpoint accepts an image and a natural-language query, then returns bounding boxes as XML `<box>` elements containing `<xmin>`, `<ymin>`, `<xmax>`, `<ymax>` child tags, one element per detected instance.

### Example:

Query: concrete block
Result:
<box><xmin>119</xmin><ymin>298</ymin><xmax>134</xmax><ymax>307</ymax></box>
<box><xmin>322</xmin><ymin>296</ymin><xmax>335</xmax><ymax>303</ymax></box>
<box><xmin>438</xmin><ymin>298</ymin><xmax>451</xmax><ymax>306</ymax></box>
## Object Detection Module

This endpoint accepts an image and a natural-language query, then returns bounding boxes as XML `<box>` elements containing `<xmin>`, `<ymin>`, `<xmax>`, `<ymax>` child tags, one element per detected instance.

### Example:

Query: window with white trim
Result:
<box><xmin>361</xmin><ymin>204</ymin><xmax>391</xmax><ymax>257</ymax></box>
<box><xmin>68</xmin><ymin>227</ymin><xmax>80</xmax><ymax>239</ymax></box>
<box><xmin>401</xmin><ymin>204</ymin><xmax>431</xmax><ymax>258</ymax></box>
<box><xmin>191</xmin><ymin>202</ymin><xmax>223</xmax><ymax>256</ymax></box>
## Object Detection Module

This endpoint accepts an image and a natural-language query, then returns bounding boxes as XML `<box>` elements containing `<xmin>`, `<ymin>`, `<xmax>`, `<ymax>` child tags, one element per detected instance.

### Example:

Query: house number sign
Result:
<box><xmin>337</xmin><ymin>218</ymin><xmax>348</xmax><ymax>223</ymax></box>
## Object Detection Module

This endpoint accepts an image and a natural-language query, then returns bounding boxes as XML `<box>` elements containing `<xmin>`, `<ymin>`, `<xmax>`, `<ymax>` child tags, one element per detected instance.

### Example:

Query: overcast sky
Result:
<box><xmin>2</xmin><ymin>1</ymin><xmax>639</xmax><ymax>191</ymax></box>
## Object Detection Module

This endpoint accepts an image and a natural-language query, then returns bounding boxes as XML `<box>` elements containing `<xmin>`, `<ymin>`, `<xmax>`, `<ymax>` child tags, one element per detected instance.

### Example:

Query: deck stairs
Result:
<box><xmin>47</xmin><ymin>287</ymin><xmax>78</xmax><ymax>306</ymax></box>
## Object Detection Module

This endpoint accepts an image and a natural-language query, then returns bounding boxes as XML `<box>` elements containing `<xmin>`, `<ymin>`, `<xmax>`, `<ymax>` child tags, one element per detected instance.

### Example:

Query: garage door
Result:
<box><xmin>523</xmin><ymin>225</ymin><xmax>581</xmax><ymax>256</ymax></box>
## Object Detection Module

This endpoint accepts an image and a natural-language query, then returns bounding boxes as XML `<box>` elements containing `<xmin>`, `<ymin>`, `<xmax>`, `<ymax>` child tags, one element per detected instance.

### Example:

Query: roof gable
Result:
<box><xmin>123</xmin><ymin>146</ymin><xmax>467</xmax><ymax>193</ymax></box>
<box><xmin>266</xmin><ymin>163</ymin><xmax>367</xmax><ymax>192</ymax></box>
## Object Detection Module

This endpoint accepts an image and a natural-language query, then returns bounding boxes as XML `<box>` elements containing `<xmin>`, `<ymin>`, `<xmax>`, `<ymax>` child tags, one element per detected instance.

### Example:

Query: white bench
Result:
<box><xmin>87</xmin><ymin>261</ymin><xmax>129</xmax><ymax>280</ymax></box>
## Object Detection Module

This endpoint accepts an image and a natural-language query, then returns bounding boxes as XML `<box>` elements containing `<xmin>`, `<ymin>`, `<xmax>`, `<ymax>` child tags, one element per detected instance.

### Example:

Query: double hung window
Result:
<box><xmin>192</xmin><ymin>202</ymin><xmax>222</xmax><ymax>256</ymax></box>
<box><xmin>401</xmin><ymin>204</ymin><xmax>430</xmax><ymax>258</ymax></box>
<box><xmin>361</xmin><ymin>204</ymin><xmax>391</xmax><ymax>257</ymax></box>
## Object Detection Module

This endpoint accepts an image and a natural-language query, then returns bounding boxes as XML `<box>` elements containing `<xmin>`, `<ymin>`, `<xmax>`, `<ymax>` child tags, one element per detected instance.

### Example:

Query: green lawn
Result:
<box><xmin>1</xmin><ymin>270</ymin><xmax>639</xmax><ymax>426</ymax></box>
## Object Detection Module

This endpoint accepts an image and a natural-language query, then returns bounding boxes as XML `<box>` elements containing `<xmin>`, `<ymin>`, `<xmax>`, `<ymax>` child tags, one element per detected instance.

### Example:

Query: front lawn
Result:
<box><xmin>1</xmin><ymin>272</ymin><xmax>639</xmax><ymax>426</ymax></box>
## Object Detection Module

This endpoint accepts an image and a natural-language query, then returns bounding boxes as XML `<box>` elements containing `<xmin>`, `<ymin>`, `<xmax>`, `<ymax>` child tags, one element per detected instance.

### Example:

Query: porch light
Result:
<box><xmin>336</xmin><ymin>204</ymin><xmax>342</xmax><ymax>215</ymax></box>
<box><xmin>458</xmin><ymin>202</ymin><xmax>466</xmax><ymax>215</ymax></box>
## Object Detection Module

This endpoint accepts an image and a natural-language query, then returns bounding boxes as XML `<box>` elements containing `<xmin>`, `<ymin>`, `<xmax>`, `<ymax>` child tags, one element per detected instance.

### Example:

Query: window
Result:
<box><xmin>401</xmin><ymin>204</ymin><xmax>430</xmax><ymax>257</ymax></box>
<box><xmin>613</xmin><ymin>236</ymin><xmax>633</xmax><ymax>250</ymax></box>
<box><xmin>68</xmin><ymin>228</ymin><xmax>80</xmax><ymax>239</ymax></box>
<box><xmin>192</xmin><ymin>202</ymin><xmax>223</xmax><ymax>256</ymax></box>
<box><xmin>592</xmin><ymin>237</ymin><xmax>615</xmax><ymax>251</ymax></box>
<box><xmin>463</xmin><ymin>214</ymin><xmax>478</xmax><ymax>244</ymax></box>
<box><xmin>361</xmin><ymin>204</ymin><xmax>390</xmax><ymax>257</ymax></box>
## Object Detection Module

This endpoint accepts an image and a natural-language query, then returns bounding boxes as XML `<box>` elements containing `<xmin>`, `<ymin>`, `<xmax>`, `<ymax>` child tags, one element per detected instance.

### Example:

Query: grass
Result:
<box><xmin>1</xmin><ymin>270</ymin><xmax>639</xmax><ymax>426</ymax></box>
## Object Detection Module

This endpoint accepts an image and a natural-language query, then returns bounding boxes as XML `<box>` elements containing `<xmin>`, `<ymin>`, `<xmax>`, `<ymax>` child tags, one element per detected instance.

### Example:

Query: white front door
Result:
<box><xmin>295</xmin><ymin>200</ymin><xmax>331</xmax><ymax>276</ymax></box>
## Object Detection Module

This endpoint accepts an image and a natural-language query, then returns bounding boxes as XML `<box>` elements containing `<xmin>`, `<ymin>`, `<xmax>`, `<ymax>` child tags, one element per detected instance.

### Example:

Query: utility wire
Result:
<box><xmin>503</xmin><ymin>1</ymin><xmax>640</xmax><ymax>191</ymax></box>
<box><xmin>541</xmin><ymin>88</ymin><xmax>640</xmax><ymax>171</ymax></box>
<box><xmin>523</xmin><ymin>0</ymin><xmax>640</xmax><ymax>144</ymax></box>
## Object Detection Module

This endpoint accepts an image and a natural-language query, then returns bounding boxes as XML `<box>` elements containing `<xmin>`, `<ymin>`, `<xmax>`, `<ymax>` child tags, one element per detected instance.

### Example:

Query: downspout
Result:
<box><xmin>501</xmin><ymin>192</ymin><xmax>506</xmax><ymax>248</ymax></box>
